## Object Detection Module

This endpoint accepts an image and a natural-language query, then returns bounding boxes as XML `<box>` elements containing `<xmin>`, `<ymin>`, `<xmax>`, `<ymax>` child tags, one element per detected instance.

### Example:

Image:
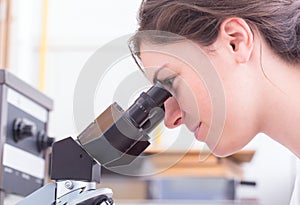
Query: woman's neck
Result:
<box><xmin>260</xmin><ymin>47</ymin><xmax>300</xmax><ymax>157</ymax></box>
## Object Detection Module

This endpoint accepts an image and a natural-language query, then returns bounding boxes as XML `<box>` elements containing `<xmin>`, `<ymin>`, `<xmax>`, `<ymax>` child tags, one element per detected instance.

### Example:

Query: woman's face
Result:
<box><xmin>139</xmin><ymin>40</ymin><xmax>260</xmax><ymax>156</ymax></box>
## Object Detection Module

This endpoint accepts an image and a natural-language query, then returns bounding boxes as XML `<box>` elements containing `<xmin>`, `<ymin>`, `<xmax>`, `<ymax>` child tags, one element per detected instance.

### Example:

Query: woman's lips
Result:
<box><xmin>192</xmin><ymin>122</ymin><xmax>201</xmax><ymax>133</ymax></box>
<box><xmin>193</xmin><ymin>122</ymin><xmax>205</xmax><ymax>141</ymax></box>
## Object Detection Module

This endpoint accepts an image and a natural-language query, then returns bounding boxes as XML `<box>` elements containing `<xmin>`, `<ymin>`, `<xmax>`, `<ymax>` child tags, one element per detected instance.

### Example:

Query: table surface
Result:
<box><xmin>115</xmin><ymin>199</ymin><xmax>260</xmax><ymax>205</ymax></box>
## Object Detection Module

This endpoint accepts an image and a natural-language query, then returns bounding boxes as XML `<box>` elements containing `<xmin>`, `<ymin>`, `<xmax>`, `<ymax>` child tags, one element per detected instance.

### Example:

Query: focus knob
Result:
<box><xmin>37</xmin><ymin>131</ymin><xmax>55</xmax><ymax>152</ymax></box>
<box><xmin>13</xmin><ymin>118</ymin><xmax>37</xmax><ymax>142</ymax></box>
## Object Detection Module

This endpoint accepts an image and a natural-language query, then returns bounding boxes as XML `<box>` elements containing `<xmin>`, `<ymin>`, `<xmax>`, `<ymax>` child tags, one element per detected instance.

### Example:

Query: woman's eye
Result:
<box><xmin>161</xmin><ymin>75</ymin><xmax>176</xmax><ymax>89</ymax></box>
<box><xmin>164</xmin><ymin>77</ymin><xmax>175</xmax><ymax>87</ymax></box>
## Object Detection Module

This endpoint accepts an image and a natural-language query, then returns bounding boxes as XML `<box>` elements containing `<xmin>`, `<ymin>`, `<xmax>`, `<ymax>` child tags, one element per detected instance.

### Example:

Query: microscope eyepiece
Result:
<box><xmin>126</xmin><ymin>82</ymin><xmax>171</xmax><ymax>128</ymax></box>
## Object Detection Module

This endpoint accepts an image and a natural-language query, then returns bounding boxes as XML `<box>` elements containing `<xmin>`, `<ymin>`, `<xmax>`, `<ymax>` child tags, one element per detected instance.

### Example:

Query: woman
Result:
<box><xmin>129</xmin><ymin>0</ymin><xmax>300</xmax><ymax>203</ymax></box>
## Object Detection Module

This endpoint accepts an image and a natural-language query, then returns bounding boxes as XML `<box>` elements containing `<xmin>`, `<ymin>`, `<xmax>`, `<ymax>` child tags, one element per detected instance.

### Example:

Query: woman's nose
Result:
<box><xmin>164</xmin><ymin>97</ymin><xmax>182</xmax><ymax>128</ymax></box>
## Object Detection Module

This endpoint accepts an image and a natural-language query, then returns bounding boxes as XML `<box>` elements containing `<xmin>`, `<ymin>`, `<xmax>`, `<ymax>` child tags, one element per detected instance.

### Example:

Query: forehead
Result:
<box><xmin>138</xmin><ymin>40</ymin><xmax>213</xmax><ymax>80</ymax></box>
<box><xmin>139</xmin><ymin>41</ymin><xmax>190</xmax><ymax>71</ymax></box>
<box><xmin>139</xmin><ymin>46</ymin><xmax>182</xmax><ymax>81</ymax></box>
<box><xmin>139</xmin><ymin>42</ymin><xmax>202</xmax><ymax>85</ymax></box>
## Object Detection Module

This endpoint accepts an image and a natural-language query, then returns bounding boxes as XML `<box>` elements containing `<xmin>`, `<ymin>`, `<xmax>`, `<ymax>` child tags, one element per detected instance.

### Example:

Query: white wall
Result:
<box><xmin>8</xmin><ymin>0</ymin><xmax>297</xmax><ymax>204</ymax></box>
<box><xmin>8</xmin><ymin>0</ymin><xmax>43</xmax><ymax>85</ymax></box>
<box><xmin>45</xmin><ymin>0</ymin><xmax>142</xmax><ymax>138</ymax></box>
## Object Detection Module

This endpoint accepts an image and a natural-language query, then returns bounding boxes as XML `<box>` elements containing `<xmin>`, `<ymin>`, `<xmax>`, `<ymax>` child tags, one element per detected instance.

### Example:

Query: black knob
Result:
<box><xmin>13</xmin><ymin>118</ymin><xmax>37</xmax><ymax>142</ymax></box>
<box><xmin>37</xmin><ymin>131</ymin><xmax>55</xmax><ymax>152</ymax></box>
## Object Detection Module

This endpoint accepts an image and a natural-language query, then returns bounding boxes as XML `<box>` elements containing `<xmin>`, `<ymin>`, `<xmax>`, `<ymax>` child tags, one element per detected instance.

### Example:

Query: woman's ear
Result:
<box><xmin>219</xmin><ymin>17</ymin><xmax>254</xmax><ymax>64</ymax></box>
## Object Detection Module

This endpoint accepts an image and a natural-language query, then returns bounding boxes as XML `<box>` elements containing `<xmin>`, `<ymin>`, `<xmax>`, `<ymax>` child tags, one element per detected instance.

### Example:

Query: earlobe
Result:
<box><xmin>220</xmin><ymin>18</ymin><xmax>254</xmax><ymax>64</ymax></box>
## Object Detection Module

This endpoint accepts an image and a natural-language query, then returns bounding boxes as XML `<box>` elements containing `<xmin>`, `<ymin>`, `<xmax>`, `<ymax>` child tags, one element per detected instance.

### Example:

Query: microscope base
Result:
<box><xmin>16</xmin><ymin>181</ymin><xmax>114</xmax><ymax>205</ymax></box>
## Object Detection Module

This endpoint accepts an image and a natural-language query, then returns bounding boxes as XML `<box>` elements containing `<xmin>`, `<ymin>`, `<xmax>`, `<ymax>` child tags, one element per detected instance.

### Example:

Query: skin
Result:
<box><xmin>139</xmin><ymin>18</ymin><xmax>300</xmax><ymax>157</ymax></box>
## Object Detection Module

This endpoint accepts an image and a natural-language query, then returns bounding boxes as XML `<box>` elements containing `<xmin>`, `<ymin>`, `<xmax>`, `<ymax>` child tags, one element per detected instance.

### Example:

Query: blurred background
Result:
<box><xmin>0</xmin><ymin>0</ymin><xmax>298</xmax><ymax>204</ymax></box>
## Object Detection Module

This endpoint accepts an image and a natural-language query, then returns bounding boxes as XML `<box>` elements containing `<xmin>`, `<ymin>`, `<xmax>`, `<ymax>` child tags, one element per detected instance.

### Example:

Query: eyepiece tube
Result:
<box><xmin>126</xmin><ymin>83</ymin><xmax>171</xmax><ymax>128</ymax></box>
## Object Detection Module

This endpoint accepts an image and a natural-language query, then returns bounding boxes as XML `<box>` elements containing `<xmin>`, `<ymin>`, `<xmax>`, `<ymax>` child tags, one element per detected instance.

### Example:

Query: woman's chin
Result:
<box><xmin>209</xmin><ymin>143</ymin><xmax>238</xmax><ymax>158</ymax></box>
<box><xmin>194</xmin><ymin>132</ymin><xmax>206</xmax><ymax>142</ymax></box>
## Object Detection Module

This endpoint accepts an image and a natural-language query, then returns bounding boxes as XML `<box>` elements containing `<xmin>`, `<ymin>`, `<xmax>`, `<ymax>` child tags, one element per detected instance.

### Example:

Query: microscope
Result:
<box><xmin>17</xmin><ymin>83</ymin><xmax>171</xmax><ymax>205</ymax></box>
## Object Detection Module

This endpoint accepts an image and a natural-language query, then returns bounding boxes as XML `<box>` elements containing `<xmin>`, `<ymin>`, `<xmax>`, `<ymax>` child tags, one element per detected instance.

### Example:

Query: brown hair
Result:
<box><xmin>133</xmin><ymin>0</ymin><xmax>300</xmax><ymax>65</ymax></box>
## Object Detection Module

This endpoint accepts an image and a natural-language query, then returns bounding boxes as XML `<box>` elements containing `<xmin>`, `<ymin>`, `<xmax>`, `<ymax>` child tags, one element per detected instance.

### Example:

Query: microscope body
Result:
<box><xmin>17</xmin><ymin>83</ymin><xmax>171</xmax><ymax>205</ymax></box>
